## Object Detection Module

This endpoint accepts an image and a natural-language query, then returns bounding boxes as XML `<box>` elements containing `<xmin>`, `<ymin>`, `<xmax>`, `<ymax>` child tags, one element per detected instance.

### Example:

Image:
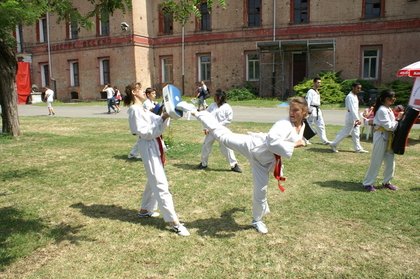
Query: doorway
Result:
<box><xmin>292</xmin><ymin>52</ymin><xmax>307</xmax><ymax>86</ymax></box>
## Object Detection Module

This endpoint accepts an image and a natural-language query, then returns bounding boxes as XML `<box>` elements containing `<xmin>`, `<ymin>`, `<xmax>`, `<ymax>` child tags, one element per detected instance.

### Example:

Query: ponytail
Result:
<box><xmin>373</xmin><ymin>89</ymin><xmax>395</xmax><ymax>115</ymax></box>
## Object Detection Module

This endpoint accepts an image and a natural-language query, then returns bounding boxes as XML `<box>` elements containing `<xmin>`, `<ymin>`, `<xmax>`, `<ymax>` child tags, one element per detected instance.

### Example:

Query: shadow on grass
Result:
<box><xmin>113</xmin><ymin>154</ymin><xmax>143</xmax><ymax>162</ymax></box>
<box><xmin>172</xmin><ymin>163</ymin><xmax>233</xmax><ymax>172</ymax></box>
<box><xmin>186</xmin><ymin>207</ymin><xmax>250</xmax><ymax>238</ymax></box>
<box><xmin>71</xmin><ymin>203</ymin><xmax>249</xmax><ymax>238</ymax></box>
<box><xmin>70</xmin><ymin>203</ymin><xmax>166</xmax><ymax>231</ymax></box>
<box><xmin>0</xmin><ymin>207</ymin><xmax>88</xmax><ymax>271</ymax></box>
<box><xmin>0</xmin><ymin>167</ymin><xmax>44</xmax><ymax>181</ymax></box>
<box><xmin>314</xmin><ymin>180</ymin><xmax>365</xmax><ymax>192</ymax></box>
<box><xmin>305</xmin><ymin>147</ymin><xmax>336</xmax><ymax>153</ymax></box>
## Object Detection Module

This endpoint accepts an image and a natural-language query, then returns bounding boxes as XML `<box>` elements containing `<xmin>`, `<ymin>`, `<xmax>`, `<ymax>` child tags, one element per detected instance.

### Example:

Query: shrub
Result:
<box><xmin>293</xmin><ymin>71</ymin><xmax>345</xmax><ymax>105</ymax></box>
<box><xmin>226</xmin><ymin>87</ymin><xmax>256</xmax><ymax>101</ymax></box>
<box><xmin>378</xmin><ymin>80</ymin><xmax>413</xmax><ymax>106</ymax></box>
<box><xmin>341</xmin><ymin>79</ymin><xmax>377</xmax><ymax>105</ymax></box>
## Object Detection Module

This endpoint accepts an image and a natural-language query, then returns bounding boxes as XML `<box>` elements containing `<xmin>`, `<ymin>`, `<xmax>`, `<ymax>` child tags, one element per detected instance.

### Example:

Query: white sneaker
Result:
<box><xmin>175</xmin><ymin>101</ymin><xmax>197</xmax><ymax>113</ymax></box>
<box><xmin>355</xmin><ymin>149</ymin><xmax>369</xmax><ymax>153</ymax></box>
<box><xmin>172</xmin><ymin>223</ymin><xmax>190</xmax><ymax>236</ymax></box>
<box><xmin>323</xmin><ymin>140</ymin><xmax>332</xmax><ymax>145</ymax></box>
<box><xmin>330</xmin><ymin>143</ymin><xmax>338</xmax><ymax>153</ymax></box>
<box><xmin>252</xmin><ymin>220</ymin><xmax>268</xmax><ymax>234</ymax></box>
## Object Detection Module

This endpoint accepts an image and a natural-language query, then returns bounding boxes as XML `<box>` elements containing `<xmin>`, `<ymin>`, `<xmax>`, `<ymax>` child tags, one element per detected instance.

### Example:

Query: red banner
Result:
<box><xmin>16</xmin><ymin>62</ymin><xmax>31</xmax><ymax>104</ymax></box>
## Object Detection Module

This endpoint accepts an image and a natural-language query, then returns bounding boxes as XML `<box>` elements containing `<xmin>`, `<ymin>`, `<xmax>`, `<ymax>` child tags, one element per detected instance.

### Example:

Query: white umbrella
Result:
<box><xmin>397</xmin><ymin>61</ymin><xmax>420</xmax><ymax>109</ymax></box>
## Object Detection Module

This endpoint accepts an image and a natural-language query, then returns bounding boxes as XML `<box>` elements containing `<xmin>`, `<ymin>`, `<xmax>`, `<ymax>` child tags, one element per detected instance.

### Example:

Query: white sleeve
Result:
<box><xmin>266</xmin><ymin>120</ymin><xmax>297</xmax><ymax>159</ymax></box>
<box><xmin>218</xmin><ymin>104</ymin><xmax>233</xmax><ymax>126</ymax></box>
<box><xmin>305</xmin><ymin>90</ymin><xmax>314</xmax><ymax>112</ymax></box>
<box><xmin>129</xmin><ymin>107</ymin><xmax>165</xmax><ymax>139</ymax></box>
<box><xmin>346</xmin><ymin>94</ymin><xmax>359</xmax><ymax>122</ymax></box>
<box><xmin>375</xmin><ymin>107</ymin><xmax>398</xmax><ymax>131</ymax></box>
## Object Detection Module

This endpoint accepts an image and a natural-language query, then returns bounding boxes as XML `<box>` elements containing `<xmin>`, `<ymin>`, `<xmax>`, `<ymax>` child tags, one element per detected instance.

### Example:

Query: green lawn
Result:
<box><xmin>1</xmin><ymin>116</ymin><xmax>419</xmax><ymax>278</ymax></box>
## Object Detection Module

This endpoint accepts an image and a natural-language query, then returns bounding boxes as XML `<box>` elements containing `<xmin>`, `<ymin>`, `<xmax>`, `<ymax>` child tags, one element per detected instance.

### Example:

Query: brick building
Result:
<box><xmin>16</xmin><ymin>0</ymin><xmax>420</xmax><ymax>101</ymax></box>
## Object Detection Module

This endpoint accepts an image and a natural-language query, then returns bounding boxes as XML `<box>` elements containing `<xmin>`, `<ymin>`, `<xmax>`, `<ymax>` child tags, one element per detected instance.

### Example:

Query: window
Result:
<box><xmin>99</xmin><ymin>58</ymin><xmax>110</xmax><ymax>85</ymax></box>
<box><xmin>159</xmin><ymin>6</ymin><xmax>173</xmax><ymax>35</ymax></box>
<box><xmin>361</xmin><ymin>47</ymin><xmax>381</xmax><ymax>80</ymax></box>
<box><xmin>69</xmin><ymin>61</ymin><xmax>80</xmax><ymax>87</ymax></box>
<box><xmin>363</xmin><ymin>0</ymin><xmax>383</xmax><ymax>19</ymax></box>
<box><xmin>40</xmin><ymin>64</ymin><xmax>50</xmax><ymax>87</ymax></box>
<box><xmin>161</xmin><ymin>56</ymin><xmax>173</xmax><ymax>83</ymax></box>
<box><xmin>198</xmin><ymin>54</ymin><xmax>211</xmax><ymax>81</ymax></box>
<box><xmin>99</xmin><ymin>10</ymin><xmax>110</xmax><ymax>36</ymax></box>
<box><xmin>38</xmin><ymin>17</ymin><xmax>48</xmax><ymax>42</ymax></box>
<box><xmin>68</xmin><ymin>17</ymin><xmax>79</xmax><ymax>39</ymax></box>
<box><xmin>15</xmin><ymin>24</ymin><xmax>23</xmax><ymax>53</ymax></box>
<box><xmin>199</xmin><ymin>2</ymin><xmax>211</xmax><ymax>31</ymax></box>
<box><xmin>292</xmin><ymin>0</ymin><xmax>309</xmax><ymax>24</ymax></box>
<box><xmin>246</xmin><ymin>53</ymin><xmax>260</xmax><ymax>81</ymax></box>
<box><xmin>247</xmin><ymin>0</ymin><xmax>261</xmax><ymax>27</ymax></box>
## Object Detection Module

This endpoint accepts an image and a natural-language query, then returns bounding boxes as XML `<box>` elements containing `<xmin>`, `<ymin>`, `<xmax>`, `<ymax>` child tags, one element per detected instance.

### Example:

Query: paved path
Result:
<box><xmin>18</xmin><ymin>104</ymin><xmax>348</xmax><ymax>125</ymax></box>
<box><xmin>16</xmin><ymin>104</ymin><xmax>420</xmax><ymax>129</ymax></box>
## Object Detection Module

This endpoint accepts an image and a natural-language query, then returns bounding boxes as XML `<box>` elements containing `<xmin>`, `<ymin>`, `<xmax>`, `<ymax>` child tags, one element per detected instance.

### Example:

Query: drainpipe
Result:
<box><xmin>272</xmin><ymin>0</ymin><xmax>276</xmax><ymax>97</ymax></box>
<box><xmin>46</xmin><ymin>12</ymin><xmax>56</xmax><ymax>98</ymax></box>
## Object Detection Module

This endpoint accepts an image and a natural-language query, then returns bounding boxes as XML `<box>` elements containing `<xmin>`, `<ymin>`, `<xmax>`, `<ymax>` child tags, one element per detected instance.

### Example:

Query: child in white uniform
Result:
<box><xmin>362</xmin><ymin>90</ymin><xmax>401</xmax><ymax>192</ymax></box>
<box><xmin>178</xmin><ymin>97</ymin><xmax>307</xmax><ymax>234</ymax></box>
<box><xmin>198</xmin><ymin>89</ymin><xmax>242</xmax><ymax>173</ymax></box>
<box><xmin>124</xmin><ymin>82</ymin><xmax>190</xmax><ymax>236</ymax></box>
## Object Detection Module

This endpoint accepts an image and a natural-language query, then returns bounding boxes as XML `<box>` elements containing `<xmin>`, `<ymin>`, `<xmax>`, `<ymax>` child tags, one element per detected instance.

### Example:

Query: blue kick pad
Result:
<box><xmin>163</xmin><ymin>84</ymin><xmax>183</xmax><ymax>119</ymax></box>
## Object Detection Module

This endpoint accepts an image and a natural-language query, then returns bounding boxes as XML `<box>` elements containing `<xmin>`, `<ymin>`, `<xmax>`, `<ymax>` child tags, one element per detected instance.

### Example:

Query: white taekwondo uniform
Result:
<box><xmin>128</xmin><ymin>104</ymin><xmax>180</xmax><ymax>223</ymax></box>
<box><xmin>200</xmin><ymin>102</ymin><xmax>238</xmax><ymax>168</ymax></box>
<box><xmin>196</xmin><ymin>111</ymin><xmax>299</xmax><ymax>222</ymax></box>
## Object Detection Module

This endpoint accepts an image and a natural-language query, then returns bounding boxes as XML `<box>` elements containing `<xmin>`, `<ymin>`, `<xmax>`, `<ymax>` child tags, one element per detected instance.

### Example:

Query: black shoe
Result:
<box><xmin>231</xmin><ymin>164</ymin><xmax>242</xmax><ymax>173</ymax></box>
<box><xmin>197</xmin><ymin>163</ymin><xmax>207</xmax><ymax>170</ymax></box>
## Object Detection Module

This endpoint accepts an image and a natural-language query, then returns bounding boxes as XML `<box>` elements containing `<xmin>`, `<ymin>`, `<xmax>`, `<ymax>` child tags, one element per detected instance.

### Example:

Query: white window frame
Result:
<box><xmin>161</xmin><ymin>57</ymin><xmax>173</xmax><ymax>83</ymax></box>
<box><xmin>99</xmin><ymin>11</ymin><xmax>110</xmax><ymax>36</ymax></box>
<box><xmin>198</xmin><ymin>54</ymin><xmax>211</xmax><ymax>81</ymax></box>
<box><xmin>69</xmin><ymin>19</ymin><xmax>79</xmax><ymax>39</ymax></box>
<box><xmin>99</xmin><ymin>58</ymin><xmax>110</xmax><ymax>85</ymax></box>
<box><xmin>246</xmin><ymin>53</ymin><xmax>260</xmax><ymax>81</ymax></box>
<box><xmin>39</xmin><ymin>17</ymin><xmax>47</xmax><ymax>43</ymax></box>
<box><xmin>15</xmin><ymin>25</ymin><xmax>23</xmax><ymax>53</ymax></box>
<box><xmin>69</xmin><ymin>61</ymin><xmax>79</xmax><ymax>86</ymax></box>
<box><xmin>362</xmin><ymin>48</ymin><xmax>380</xmax><ymax>80</ymax></box>
<box><xmin>40</xmin><ymin>64</ymin><xmax>49</xmax><ymax>87</ymax></box>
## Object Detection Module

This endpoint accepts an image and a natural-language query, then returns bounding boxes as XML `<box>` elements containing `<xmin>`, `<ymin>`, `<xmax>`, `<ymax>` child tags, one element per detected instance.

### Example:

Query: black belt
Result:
<box><xmin>310</xmin><ymin>105</ymin><xmax>320</xmax><ymax>120</ymax></box>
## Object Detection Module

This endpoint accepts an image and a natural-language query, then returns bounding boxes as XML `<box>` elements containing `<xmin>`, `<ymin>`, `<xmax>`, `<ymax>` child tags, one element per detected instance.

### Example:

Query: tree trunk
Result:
<box><xmin>0</xmin><ymin>40</ymin><xmax>20</xmax><ymax>137</ymax></box>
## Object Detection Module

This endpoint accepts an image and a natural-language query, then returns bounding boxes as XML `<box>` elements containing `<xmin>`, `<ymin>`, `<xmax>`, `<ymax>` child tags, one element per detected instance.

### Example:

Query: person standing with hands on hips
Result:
<box><xmin>305</xmin><ymin>77</ymin><xmax>331</xmax><ymax>145</ymax></box>
<box><xmin>124</xmin><ymin>82</ymin><xmax>190</xmax><ymax>236</ymax></box>
<box><xmin>330</xmin><ymin>82</ymin><xmax>368</xmax><ymax>153</ymax></box>
<box><xmin>362</xmin><ymin>90</ymin><xmax>401</xmax><ymax>192</ymax></box>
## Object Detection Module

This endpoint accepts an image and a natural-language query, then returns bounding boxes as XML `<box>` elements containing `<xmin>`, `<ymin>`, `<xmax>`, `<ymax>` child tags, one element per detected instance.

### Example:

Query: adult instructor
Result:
<box><xmin>305</xmin><ymin>77</ymin><xmax>331</xmax><ymax>145</ymax></box>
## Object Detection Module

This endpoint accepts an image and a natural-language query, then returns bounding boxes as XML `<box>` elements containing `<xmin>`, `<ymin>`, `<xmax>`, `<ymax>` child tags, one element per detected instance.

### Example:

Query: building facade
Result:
<box><xmin>16</xmin><ymin>0</ymin><xmax>420</xmax><ymax>101</ymax></box>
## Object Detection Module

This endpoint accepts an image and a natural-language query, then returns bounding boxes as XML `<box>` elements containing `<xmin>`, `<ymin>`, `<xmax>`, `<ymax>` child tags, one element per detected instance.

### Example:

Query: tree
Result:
<box><xmin>0</xmin><ymin>0</ymin><xmax>131</xmax><ymax>137</ymax></box>
<box><xmin>161</xmin><ymin>0</ymin><xmax>226</xmax><ymax>94</ymax></box>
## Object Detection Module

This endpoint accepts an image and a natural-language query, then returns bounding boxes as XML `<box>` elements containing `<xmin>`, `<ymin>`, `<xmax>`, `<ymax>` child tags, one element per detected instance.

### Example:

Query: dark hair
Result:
<box><xmin>215</xmin><ymin>89</ymin><xmax>226</xmax><ymax>106</ymax></box>
<box><xmin>145</xmin><ymin>87</ymin><xmax>156</xmax><ymax>97</ymax></box>
<box><xmin>352</xmin><ymin>82</ymin><xmax>361</xmax><ymax>88</ymax></box>
<box><xmin>373</xmin><ymin>89</ymin><xmax>395</xmax><ymax>115</ymax></box>
<box><xmin>313</xmin><ymin>77</ymin><xmax>321</xmax><ymax>83</ymax></box>
<box><xmin>123</xmin><ymin>82</ymin><xmax>141</xmax><ymax>106</ymax></box>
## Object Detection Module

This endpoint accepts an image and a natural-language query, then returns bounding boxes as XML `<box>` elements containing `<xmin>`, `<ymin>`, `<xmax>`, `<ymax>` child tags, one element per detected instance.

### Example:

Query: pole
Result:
<box><xmin>182</xmin><ymin>24</ymin><xmax>185</xmax><ymax>95</ymax></box>
<box><xmin>46</xmin><ymin>12</ymin><xmax>56</xmax><ymax>98</ymax></box>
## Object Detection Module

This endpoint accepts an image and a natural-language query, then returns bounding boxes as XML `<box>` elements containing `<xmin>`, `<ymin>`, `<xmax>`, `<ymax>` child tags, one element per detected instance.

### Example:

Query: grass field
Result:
<box><xmin>1</xmin><ymin>116</ymin><xmax>419</xmax><ymax>278</ymax></box>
